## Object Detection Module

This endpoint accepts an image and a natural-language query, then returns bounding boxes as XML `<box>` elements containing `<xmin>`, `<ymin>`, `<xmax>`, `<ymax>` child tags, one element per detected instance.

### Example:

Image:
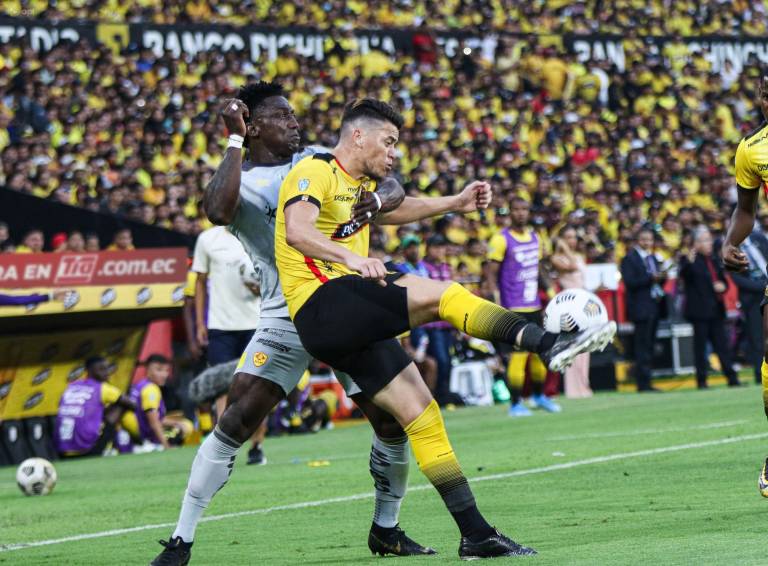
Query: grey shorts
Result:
<box><xmin>235</xmin><ymin>316</ymin><xmax>362</xmax><ymax>396</ymax></box>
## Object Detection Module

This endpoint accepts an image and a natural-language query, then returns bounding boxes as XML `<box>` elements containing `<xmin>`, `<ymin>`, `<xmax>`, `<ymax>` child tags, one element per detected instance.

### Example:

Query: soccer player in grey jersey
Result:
<box><xmin>153</xmin><ymin>81</ymin><xmax>477</xmax><ymax>564</ymax></box>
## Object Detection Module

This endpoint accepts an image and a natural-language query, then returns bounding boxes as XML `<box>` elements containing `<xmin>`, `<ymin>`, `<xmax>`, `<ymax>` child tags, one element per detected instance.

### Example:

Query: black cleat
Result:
<box><xmin>150</xmin><ymin>536</ymin><xmax>192</xmax><ymax>566</ymax></box>
<box><xmin>247</xmin><ymin>444</ymin><xmax>267</xmax><ymax>466</ymax></box>
<box><xmin>368</xmin><ymin>524</ymin><xmax>437</xmax><ymax>556</ymax></box>
<box><xmin>459</xmin><ymin>529</ymin><xmax>536</xmax><ymax>560</ymax></box>
<box><xmin>540</xmin><ymin>321</ymin><xmax>617</xmax><ymax>372</ymax></box>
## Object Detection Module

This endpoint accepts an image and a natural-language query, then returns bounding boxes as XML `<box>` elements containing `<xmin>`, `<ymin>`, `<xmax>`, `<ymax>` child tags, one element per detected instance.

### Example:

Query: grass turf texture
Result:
<box><xmin>1</xmin><ymin>385</ymin><xmax>767</xmax><ymax>565</ymax></box>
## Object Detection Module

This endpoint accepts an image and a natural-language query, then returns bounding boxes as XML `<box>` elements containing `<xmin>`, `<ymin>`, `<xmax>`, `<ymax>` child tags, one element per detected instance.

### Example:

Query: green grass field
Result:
<box><xmin>2</xmin><ymin>385</ymin><xmax>767</xmax><ymax>565</ymax></box>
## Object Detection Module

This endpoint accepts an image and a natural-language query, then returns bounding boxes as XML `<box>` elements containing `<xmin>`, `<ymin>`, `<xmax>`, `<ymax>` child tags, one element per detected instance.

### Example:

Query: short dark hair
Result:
<box><xmin>341</xmin><ymin>98</ymin><xmax>404</xmax><ymax>130</ymax></box>
<box><xmin>237</xmin><ymin>81</ymin><xmax>286</xmax><ymax>116</ymax></box>
<box><xmin>144</xmin><ymin>353</ymin><xmax>171</xmax><ymax>366</ymax></box>
<box><xmin>85</xmin><ymin>356</ymin><xmax>106</xmax><ymax>370</ymax></box>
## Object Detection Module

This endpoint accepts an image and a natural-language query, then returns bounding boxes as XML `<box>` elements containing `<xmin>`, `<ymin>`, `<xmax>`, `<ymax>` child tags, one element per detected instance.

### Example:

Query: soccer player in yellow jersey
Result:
<box><xmin>722</xmin><ymin>75</ymin><xmax>768</xmax><ymax>498</ymax></box>
<box><xmin>276</xmin><ymin>98</ymin><xmax>616</xmax><ymax>559</ymax></box>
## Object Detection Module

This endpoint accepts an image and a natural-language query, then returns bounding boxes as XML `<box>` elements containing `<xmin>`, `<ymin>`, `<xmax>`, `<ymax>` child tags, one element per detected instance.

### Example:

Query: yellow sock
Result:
<box><xmin>529</xmin><ymin>353</ymin><xmax>547</xmax><ymax>384</ymax></box>
<box><xmin>404</xmin><ymin>399</ymin><xmax>474</xmax><ymax>511</ymax></box>
<box><xmin>507</xmin><ymin>353</ymin><xmax>529</xmax><ymax>390</ymax></box>
<box><xmin>438</xmin><ymin>283</ymin><xmax>527</xmax><ymax>342</ymax></box>
<box><xmin>762</xmin><ymin>361</ymin><xmax>768</xmax><ymax>416</ymax></box>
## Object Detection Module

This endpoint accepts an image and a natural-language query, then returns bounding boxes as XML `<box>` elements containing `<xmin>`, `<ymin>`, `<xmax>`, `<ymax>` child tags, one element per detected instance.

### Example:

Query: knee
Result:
<box><xmin>371</xmin><ymin>417</ymin><xmax>405</xmax><ymax>440</ymax></box>
<box><xmin>218</xmin><ymin>373</ymin><xmax>283</xmax><ymax>442</ymax></box>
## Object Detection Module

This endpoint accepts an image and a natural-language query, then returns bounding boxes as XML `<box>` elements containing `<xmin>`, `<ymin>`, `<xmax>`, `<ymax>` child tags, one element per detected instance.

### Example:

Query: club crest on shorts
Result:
<box><xmin>298</xmin><ymin>178</ymin><xmax>310</xmax><ymax>192</ymax></box>
<box><xmin>253</xmin><ymin>352</ymin><xmax>269</xmax><ymax>367</ymax></box>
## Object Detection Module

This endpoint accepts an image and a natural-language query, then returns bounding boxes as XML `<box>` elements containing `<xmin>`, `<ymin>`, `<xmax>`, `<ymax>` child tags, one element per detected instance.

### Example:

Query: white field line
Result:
<box><xmin>547</xmin><ymin>419</ymin><xmax>749</xmax><ymax>441</ymax></box>
<box><xmin>1</xmin><ymin>431</ymin><xmax>766</xmax><ymax>553</ymax></box>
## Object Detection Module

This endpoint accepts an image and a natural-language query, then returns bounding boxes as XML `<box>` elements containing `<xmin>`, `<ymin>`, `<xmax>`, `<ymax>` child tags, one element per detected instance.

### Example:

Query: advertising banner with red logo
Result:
<box><xmin>0</xmin><ymin>248</ymin><xmax>188</xmax><ymax>317</ymax></box>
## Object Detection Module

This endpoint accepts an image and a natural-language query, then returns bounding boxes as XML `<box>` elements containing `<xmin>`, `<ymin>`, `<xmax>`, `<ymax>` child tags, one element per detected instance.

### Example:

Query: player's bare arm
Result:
<box><xmin>351</xmin><ymin>177</ymin><xmax>406</xmax><ymax>225</ymax></box>
<box><xmin>203</xmin><ymin>98</ymin><xmax>248</xmax><ymax>225</ymax></box>
<box><xmin>375</xmin><ymin>181</ymin><xmax>492</xmax><ymax>225</ymax></box>
<box><xmin>284</xmin><ymin>200</ymin><xmax>388</xmax><ymax>281</ymax></box>
<box><xmin>723</xmin><ymin>186</ymin><xmax>758</xmax><ymax>272</ymax></box>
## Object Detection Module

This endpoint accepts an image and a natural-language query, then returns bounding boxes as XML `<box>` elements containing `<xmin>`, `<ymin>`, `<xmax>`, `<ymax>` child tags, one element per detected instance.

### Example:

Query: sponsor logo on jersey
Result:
<box><xmin>298</xmin><ymin>178</ymin><xmax>310</xmax><ymax>192</ymax></box>
<box><xmin>331</xmin><ymin>220</ymin><xmax>366</xmax><ymax>240</ymax></box>
<box><xmin>253</xmin><ymin>352</ymin><xmax>269</xmax><ymax>366</ymax></box>
<box><xmin>748</xmin><ymin>133</ymin><xmax>768</xmax><ymax>147</ymax></box>
<box><xmin>758</xmin><ymin>163</ymin><xmax>768</xmax><ymax>172</ymax></box>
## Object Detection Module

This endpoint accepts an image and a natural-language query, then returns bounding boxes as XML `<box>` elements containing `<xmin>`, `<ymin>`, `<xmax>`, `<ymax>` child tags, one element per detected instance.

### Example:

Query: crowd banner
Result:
<box><xmin>0</xmin><ymin>248</ymin><xmax>187</xmax><ymax>318</ymax></box>
<box><xmin>562</xmin><ymin>33</ymin><xmax>768</xmax><ymax>73</ymax></box>
<box><xmin>3</xmin><ymin>16</ymin><xmax>768</xmax><ymax>75</ymax></box>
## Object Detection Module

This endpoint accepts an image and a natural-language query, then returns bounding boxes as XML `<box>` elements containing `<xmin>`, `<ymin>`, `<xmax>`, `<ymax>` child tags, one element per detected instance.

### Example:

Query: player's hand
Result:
<box><xmin>346</xmin><ymin>256</ymin><xmax>388</xmax><ymax>285</ymax></box>
<box><xmin>454</xmin><ymin>181</ymin><xmax>493</xmax><ymax>213</ymax></box>
<box><xmin>220</xmin><ymin>98</ymin><xmax>248</xmax><ymax>138</ymax></box>
<box><xmin>351</xmin><ymin>191</ymin><xmax>381</xmax><ymax>226</ymax></box>
<box><xmin>51</xmin><ymin>289</ymin><xmax>74</xmax><ymax>302</ymax></box>
<box><xmin>722</xmin><ymin>242</ymin><xmax>749</xmax><ymax>272</ymax></box>
<box><xmin>196</xmin><ymin>324</ymin><xmax>209</xmax><ymax>347</ymax></box>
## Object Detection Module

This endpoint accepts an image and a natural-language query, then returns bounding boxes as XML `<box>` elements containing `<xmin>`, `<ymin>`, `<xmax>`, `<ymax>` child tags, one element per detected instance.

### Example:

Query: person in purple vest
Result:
<box><xmin>55</xmin><ymin>356</ymin><xmax>135</xmax><ymax>457</ymax></box>
<box><xmin>483</xmin><ymin>198</ymin><xmax>561</xmax><ymax>417</ymax></box>
<box><xmin>124</xmin><ymin>354</ymin><xmax>190</xmax><ymax>450</ymax></box>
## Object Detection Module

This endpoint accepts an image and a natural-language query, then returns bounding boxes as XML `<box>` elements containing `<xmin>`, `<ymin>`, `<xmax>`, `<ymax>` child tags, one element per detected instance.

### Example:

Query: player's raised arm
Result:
<box><xmin>203</xmin><ymin>98</ymin><xmax>248</xmax><ymax>225</ymax></box>
<box><xmin>373</xmin><ymin>180</ymin><xmax>492</xmax><ymax>225</ymax></box>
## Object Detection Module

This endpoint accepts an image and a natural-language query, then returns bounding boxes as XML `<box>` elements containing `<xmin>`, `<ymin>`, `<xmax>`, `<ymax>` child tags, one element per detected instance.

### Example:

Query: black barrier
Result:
<box><xmin>0</xmin><ymin>188</ymin><xmax>194</xmax><ymax>252</ymax></box>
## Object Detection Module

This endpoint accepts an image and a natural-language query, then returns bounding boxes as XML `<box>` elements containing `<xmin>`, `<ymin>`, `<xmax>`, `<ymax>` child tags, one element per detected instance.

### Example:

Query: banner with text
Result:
<box><xmin>2</xmin><ymin>16</ymin><xmax>766</xmax><ymax>75</ymax></box>
<box><xmin>0</xmin><ymin>248</ymin><xmax>187</xmax><ymax>317</ymax></box>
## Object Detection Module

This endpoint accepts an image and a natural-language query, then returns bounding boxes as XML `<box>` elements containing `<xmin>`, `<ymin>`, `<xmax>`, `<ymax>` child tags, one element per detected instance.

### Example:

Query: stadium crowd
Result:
<box><xmin>1</xmin><ymin>0</ymin><xmax>766</xmax><ymax>35</ymax></box>
<box><xmin>1</xmin><ymin>14</ymin><xmax>768</xmax><ymax>395</ymax></box>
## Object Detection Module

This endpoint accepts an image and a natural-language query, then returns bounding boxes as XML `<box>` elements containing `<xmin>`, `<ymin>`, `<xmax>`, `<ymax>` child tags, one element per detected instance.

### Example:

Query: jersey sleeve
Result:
<box><xmin>183</xmin><ymin>270</ymin><xmax>196</xmax><ymax>298</ymax></box>
<box><xmin>735</xmin><ymin>138</ymin><xmax>761</xmax><ymax>189</ymax></box>
<box><xmin>101</xmin><ymin>383</ymin><xmax>121</xmax><ymax>406</ymax></box>
<box><xmin>140</xmin><ymin>383</ymin><xmax>163</xmax><ymax>412</ymax></box>
<box><xmin>191</xmin><ymin>231</ymin><xmax>210</xmax><ymax>274</ymax></box>
<box><xmin>282</xmin><ymin>159</ymin><xmax>333</xmax><ymax>211</ymax></box>
<box><xmin>487</xmin><ymin>233</ymin><xmax>508</xmax><ymax>262</ymax></box>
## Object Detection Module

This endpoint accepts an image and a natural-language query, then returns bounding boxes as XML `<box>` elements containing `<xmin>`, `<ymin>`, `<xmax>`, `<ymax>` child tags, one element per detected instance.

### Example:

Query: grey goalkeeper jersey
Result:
<box><xmin>229</xmin><ymin>146</ymin><xmax>323</xmax><ymax>319</ymax></box>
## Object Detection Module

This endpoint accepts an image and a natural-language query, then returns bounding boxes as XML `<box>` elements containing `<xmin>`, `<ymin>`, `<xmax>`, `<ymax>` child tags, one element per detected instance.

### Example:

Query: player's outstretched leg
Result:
<box><xmin>352</xmin><ymin>394</ymin><xmax>437</xmax><ymax>556</ymax></box>
<box><xmin>373</xmin><ymin>364</ymin><xmax>537</xmax><ymax>559</ymax></box>
<box><xmin>401</xmin><ymin>276</ymin><xmax>616</xmax><ymax>372</ymax></box>
<box><xmin>150</xmin><ymin>373</ymin><xmax>285</xmax><ymax>566</ymax></box>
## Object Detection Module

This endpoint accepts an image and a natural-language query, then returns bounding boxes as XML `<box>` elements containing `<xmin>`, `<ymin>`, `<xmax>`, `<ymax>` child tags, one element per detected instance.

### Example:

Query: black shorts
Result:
<box><xmin>497</xmin><ymin>309</ymin><xmax>542</xmax><ymax>355</ymax></box>
<box><xmin>293</xmin><ymin>273</ymin><xmax>412</xmax><ymax>398</ymax></box>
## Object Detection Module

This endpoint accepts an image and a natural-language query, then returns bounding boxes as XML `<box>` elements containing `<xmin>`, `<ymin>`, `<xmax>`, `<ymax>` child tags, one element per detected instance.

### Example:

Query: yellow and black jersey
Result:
<box><xmin>275</xmin><ymin>153</ymin><xmax>377</xmax><ymax>318</ymax></box>
<box><xmin>735</xmin><ymin>121</ymin><xmax>768</xmax><ymax>193</ymax></box>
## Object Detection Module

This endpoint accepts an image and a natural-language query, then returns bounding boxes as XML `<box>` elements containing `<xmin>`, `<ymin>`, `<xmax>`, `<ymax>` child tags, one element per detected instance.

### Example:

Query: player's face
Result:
<box><xmin>360</xmin><ymin>122</ymin><xmax>399</xmax><ymax>179</ymax></box>
<box><xmin>758</xmin><ymin>76</ymin><xmax>768</xmax><ymax>121</ymax></box>
<box><xmin>147</xmin><ymin>362</ymin><xmax>171</xmax><ymax>385</ymax></box>
<box><xmin>510</xmin><ymin>201</ymin><xmax>530</xmax><ymax>227</ymax></box>
<box><xmin>89</xmin><ymin>360</ymin><xmax>110</xmax><ymax>382</ymax></box>
<box><xmin>253</xmin><ymin>96</ymin><xmax>300</xmax><ymax>157</ymax></box>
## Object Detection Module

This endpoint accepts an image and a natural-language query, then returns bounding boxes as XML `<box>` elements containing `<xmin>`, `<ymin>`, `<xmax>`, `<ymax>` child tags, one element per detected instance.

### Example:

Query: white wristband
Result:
<box><xmin>372</xmin><ymin>192</ymin><xmax>382</xmax><ymax>211</ymax></box>
<box><xmin>227</xmin><ymin>134</ymin><xmax>244</xmax><ymax>149</ymax></box>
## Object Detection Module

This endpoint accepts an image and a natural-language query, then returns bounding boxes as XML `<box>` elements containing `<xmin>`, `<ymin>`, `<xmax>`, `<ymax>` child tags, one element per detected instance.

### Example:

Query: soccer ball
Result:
<box><xmin>16</xmin><ymin>457</ymin><xmax>57</xmax><ymax>496</ymax></box>
<box><xmin>543</xmin><ymin>289</ymin><xmax>609</xmax><ymax>334</ymax></box>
